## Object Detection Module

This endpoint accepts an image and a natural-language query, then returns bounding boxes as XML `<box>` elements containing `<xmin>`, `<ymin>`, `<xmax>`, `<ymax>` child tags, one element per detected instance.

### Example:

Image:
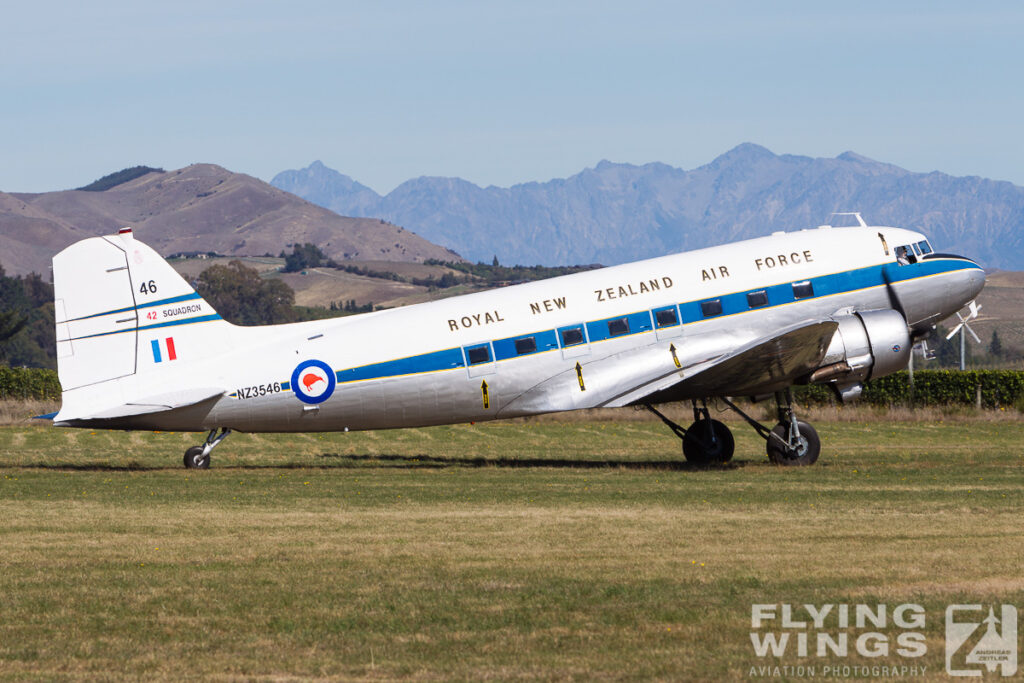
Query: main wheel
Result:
<box><xmin>184</xmin><ymin>446</ymin><xmax>210</xmax><ymax>469</ymax></box>
<box><xmin>766</xmin><ymin>421</ymin><xmax>820</xmax><ymax>466</ymax></box>
<box><xmin>682</xmin><ymin>419</ymin><xmax>735</xmax><ymax>464</ymax></box>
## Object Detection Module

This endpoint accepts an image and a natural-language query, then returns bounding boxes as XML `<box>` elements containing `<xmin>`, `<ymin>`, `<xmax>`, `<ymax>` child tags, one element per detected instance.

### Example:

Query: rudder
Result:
<box><xmin>53</xmin><ymin>227</ymin><xmax>229</xmax><ymax>398</ymax></box>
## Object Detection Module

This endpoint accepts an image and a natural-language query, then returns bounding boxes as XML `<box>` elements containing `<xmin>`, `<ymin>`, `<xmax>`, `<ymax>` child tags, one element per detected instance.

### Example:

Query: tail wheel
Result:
<box><xmin>682</xmin><ymin>419</ymin><xmax>735</xmax><ymax>464</ymax></box>
<box><xmin>184</xmin><ymin>446</ymin><xmax>210</xmax><ymax>469</ymax></box>
<box><xmin>766</xmin><ymin>421</ymin><xmax>820</xmax><ymax>466</ymax></box>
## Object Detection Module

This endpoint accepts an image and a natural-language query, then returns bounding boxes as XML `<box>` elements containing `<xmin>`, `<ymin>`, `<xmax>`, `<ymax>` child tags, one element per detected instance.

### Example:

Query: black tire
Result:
<box><xmin>184</xmin><ymin>446</ymin><xmax>210</xmax><ymax>469</ymax></box>
<box><xmin>682</xmin><ymin>419</ymin><xmax>735</xmax><ymax>464</ymax></box>
<box><xmin>766</xmin><ymin>421</ymin><xmax>820</xmax><ymax>466</ymax></box>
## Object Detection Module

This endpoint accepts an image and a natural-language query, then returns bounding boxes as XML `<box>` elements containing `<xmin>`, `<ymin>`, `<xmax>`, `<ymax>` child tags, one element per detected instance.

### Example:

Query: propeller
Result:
<box><xmin>880</xmin><ymin>265</ymin><xmax>908</xmax><ymax>321</ymax></box>
<box><xmin>945</xmin><ymin>300</ymin><xmax>981</xmax><ymax>343</ymax></box>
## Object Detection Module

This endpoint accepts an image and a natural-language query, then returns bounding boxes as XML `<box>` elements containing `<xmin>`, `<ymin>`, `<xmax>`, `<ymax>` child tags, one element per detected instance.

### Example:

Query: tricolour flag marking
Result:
<box><xmin>151</xmin><ymin>337</ymin><xmax>178</xmax><ymax>363</ymax></box>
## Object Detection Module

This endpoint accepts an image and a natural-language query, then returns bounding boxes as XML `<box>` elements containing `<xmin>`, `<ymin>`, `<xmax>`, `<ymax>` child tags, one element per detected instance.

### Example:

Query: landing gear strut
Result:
<box><xmin>644</xmin><ymin>400</ymin><xmax>735</xmax><ymax>464</ymax></box>
<box><xmin>718</xmin><ymin>389</ymin><xmax>821</xmax><ymax>466</ymax></box>
<box><xmin>765</xmin><ymin>390</ymin><xmax>820</xmax><ymax>466</ymax></box>
<box><xmin>184</xmin><ymin>428</ymin><xmax>231</xmax><ymax>469</ymax></box>
<box><xmin>647</xmin><ymin>389</ymin><xmax>821</xmax><ymax>466</ymax></box>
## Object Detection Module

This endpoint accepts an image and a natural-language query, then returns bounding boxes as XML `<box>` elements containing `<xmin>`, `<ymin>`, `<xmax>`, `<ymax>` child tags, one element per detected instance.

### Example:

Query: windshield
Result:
<box><xmin>893</xmin><ymin>238</ymin><xmax>934</xmax><ymax>265</ymax></box>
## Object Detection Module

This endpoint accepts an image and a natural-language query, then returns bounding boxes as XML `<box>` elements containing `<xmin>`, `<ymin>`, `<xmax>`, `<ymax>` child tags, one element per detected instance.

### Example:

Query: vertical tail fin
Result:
<box><xmin>53</xmin><ymin>228</ymin><xmax>231</xmax><ymax>420</ymax></box>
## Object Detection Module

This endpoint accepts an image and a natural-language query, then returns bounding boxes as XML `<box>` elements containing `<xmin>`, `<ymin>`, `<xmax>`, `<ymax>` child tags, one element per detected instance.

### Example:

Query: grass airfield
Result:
<box><xmin>1</xmin><ymin>411</ymin><xmax>1022</xmax><ymax>680</ymax></box>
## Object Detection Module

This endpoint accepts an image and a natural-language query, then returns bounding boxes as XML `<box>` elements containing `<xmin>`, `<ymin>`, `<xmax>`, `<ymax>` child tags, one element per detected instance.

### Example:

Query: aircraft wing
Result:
<box><xmin>498</xmin><ymin>319</ymin><xmax>839</xmax><ymax>416</ymax></box>
<box><xmin>602</xmin><ymin>319</ymin><xmax>839</xmax><ymax>408</ymax></box>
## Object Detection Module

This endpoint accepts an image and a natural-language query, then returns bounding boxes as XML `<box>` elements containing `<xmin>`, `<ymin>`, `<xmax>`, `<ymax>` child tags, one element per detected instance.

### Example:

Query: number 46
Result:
<box><xmin>139</xmin><ymin>280</ymin><xmax>158</xmax><ymax>295</ymax></box>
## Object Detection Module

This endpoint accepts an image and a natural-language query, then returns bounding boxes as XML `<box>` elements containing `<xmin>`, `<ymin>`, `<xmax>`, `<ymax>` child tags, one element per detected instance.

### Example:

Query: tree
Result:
<box><xmin>0</xmin><ymin>310</ymin><xmax>26</xmax><ymax>345</ymax></box>
<box><xmin>924</xmin><ymin>325</ymin><xmax>960</xmax><ymax>368</ymax></box>
<box><xmin>0</xmin><ymin>264</ymin><xmax>26</xmax><ymax>345</ymax></box>
<box><xmin>196</xmin><ymin>261</ymin><xmax>296</xmax><ymax>326</ymax></box>
<box><xmin>0</xmin><ymin>266</ymin><xmax>56</xmax><ymax>368</ymax></box>
<box><xmin>989</xmin><ymin>329</ymin><xmax>1003</xmax><ymax>357</ymax></box>
<box><xmin>282</xmin><ymin>243</ymin><xmax>327</xmax><ymax>273</ymax></box>
<box><xmin>438</xmin><ymin>272</ymin><xmax>460</xmax><ymax>288</ymax></box>
<box><xmin>76</xmin><ymin>165</ymin><xmax>164</xmax><ymax>191</ymax></box>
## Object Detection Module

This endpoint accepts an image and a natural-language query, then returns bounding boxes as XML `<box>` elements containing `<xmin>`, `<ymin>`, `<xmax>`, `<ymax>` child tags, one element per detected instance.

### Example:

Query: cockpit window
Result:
<box><xmin>916</xmin><ymin>240</ymin><xmax>933</xmax><ymax>255</ymax></box>
<box><xmin>911</xmin><ymin>243</ymin><xmax>922</xmax><ymax>256</ymax></box>
<box><xmin>895</xmin><ymin>245</ymin><xmax>918</xmax><ymax>265</ymax></box>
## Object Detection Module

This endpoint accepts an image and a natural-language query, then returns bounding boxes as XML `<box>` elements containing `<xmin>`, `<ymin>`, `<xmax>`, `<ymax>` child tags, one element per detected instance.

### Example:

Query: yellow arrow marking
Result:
<box><xmin>575</xmin><ymin>362</ymin><xmax>586</xmax><ymax>391</ymax></box>
<box><xmin>670</xmin><ymin>343</ymin><xmax>681</xmax><ymax>369</ymax></box>
<box><xmin>481</xmin><ymin>379</ymin><xmax>490</xmax><ymax>409</ymax></box>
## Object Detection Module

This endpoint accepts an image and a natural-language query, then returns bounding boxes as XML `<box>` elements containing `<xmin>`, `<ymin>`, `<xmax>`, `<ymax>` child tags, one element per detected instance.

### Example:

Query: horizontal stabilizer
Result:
<box><xmin>59</xmin><ymin>387</ymin><xmax>226</xmax><ymax>422</ymax></box>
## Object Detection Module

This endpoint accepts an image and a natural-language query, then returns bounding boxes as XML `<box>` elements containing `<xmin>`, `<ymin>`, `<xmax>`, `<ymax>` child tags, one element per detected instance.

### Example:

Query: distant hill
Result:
<box><xmin>0</xmin><ymin>164</ymin><xmax>461</xmax><ymax>276</ymax></box>
<box><xmin>272</xmin><ymin>145</ymin><xmax>1024</xmax><ymax>269</ymax></box>
<box><xmin>77</xmin><ymin>166</ymin><xmax>165</xmax><ymax>192</ymax></box>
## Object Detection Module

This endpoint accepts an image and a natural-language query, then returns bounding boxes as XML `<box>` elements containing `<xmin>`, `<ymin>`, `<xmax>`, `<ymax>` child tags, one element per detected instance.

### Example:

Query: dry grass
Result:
<box><xmin>168</xmin><ymin>255</ymin><xmax>475</xmax><ymax>309</ymax></box>
<box><xmin>973</xmin><ymin>270</ymin><xmax>1024</xmax><ymax>353</ymax></box>
<box><xmin>0</xmin><ymin>399</ymin><xmax>59</xmax><ymax>426</ymax></box>
<box><xmin>0</xmin><ymin>418</ymin><xmax>1022</xmax><ymax>679</ymax></box>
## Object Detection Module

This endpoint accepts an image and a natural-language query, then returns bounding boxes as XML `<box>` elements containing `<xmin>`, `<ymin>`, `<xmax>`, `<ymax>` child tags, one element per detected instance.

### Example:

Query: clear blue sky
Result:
<box><xmin>2</xmin><ymin>1</ymin><xmax>1022</xmax><ymax>193</ymax></box>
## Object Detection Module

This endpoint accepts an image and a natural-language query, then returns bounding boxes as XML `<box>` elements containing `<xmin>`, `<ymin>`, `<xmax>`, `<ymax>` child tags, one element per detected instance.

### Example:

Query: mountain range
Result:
<box><xmin>272</xmin><ymin>144</ymin><xmax>1024</xmax><ymax>269</ymax></box>
<box><xmin>0</xmin><ymin>165</ymin><xmax>460</xmax><ymax>277</ymax></box>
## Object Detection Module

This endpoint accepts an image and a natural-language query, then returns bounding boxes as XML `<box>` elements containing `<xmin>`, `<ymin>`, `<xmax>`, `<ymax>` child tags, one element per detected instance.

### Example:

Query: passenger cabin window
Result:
<box><xmin>466</xmin><ymin>345</ymin><xmax>491</xmax><ymax>365</ymax></box>
<box><xmin>746</xmin><ymin>290</ymin><xmax>768</xmax><ymax>309</ymax></box>
<box><xmin>560</xmin><ymin>326</ymin><xmax>585</xmax><ymax>347</ymax></box>
<box><xmin>514</xmin><ymin>336</ymin><xmax>537</xmax><ymax>355</ymax></box>
<box><xmin>792</xmin><ymin>281</ymin><xmax>814</xmax><ymax>300</ymax></box>
<box><xmin>654</xmin><ymin>307</ymin><xmax>679</xmax><ymax>328</ymax></box>
<box><xmin>700</xmin><ymin>299</ymin><xmax>723</xmax><ymax>317</ymax></box>
<box><xmin>895</xmin><ymin>245</ymin><xmax>917</xmax><ymax>265</ymax></box>
<box><xmin>607</xmin><ymin>318</ymin><xmax>630</xmax><ymax>337</ymax></box>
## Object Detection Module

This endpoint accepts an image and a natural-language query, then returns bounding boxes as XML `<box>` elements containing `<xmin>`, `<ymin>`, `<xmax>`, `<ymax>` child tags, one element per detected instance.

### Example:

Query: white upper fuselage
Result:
<box><xmin>53</xmin><ymin>225</ymin><xmax>984</xmax><ymax>432</ymax></box>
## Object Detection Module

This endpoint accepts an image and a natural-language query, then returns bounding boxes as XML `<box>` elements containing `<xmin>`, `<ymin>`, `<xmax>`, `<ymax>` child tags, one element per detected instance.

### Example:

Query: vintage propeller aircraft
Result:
<box><xmin>49</xmin><ymin>214</ymin><xmax>984</xmax><ymax>468</ymax></box>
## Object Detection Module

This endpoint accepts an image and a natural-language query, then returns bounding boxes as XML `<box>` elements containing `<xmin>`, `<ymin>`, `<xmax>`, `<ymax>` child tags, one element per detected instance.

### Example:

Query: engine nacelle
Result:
<box><xmin>810</xmin><ymin>309</ymin><xmax>911</xmax><ymax>401</ymax></box>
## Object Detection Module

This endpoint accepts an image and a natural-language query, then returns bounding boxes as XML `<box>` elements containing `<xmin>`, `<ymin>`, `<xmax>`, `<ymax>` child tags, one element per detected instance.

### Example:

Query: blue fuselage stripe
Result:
<box><xmin>336</xmin><ymin>347</ymin><xmax>466</xmax><ymax>383</ymax></box>
<box><xmin>319</xmin><ymin>258</ymin><xmax>977</xmax><ymax>389</ymax></box>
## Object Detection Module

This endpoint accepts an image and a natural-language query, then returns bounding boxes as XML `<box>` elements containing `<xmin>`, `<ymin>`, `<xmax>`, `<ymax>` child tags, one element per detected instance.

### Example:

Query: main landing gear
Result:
<box><xmin>644</xmin><ymin>389</ymin><xmax>821</xmax><ymax>466</ymax></box>
<box><xmin>184</xmin><ymin>428</ymin><xmax>231</xmax><ymax>469</ymax></box>
<box><xmin>644</xmin><ymin>400</ymin><xmax>734</xmax><ymax>464</ymax></box>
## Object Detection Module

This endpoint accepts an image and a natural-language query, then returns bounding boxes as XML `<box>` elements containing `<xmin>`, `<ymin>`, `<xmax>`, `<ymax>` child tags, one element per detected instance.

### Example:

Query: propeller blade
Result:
<box><xmin>881</xmin><ymin>266</ymin><xmax>908</xmax><ymax>320</ymax></box>
<box><xmin>964</xmin><ymin>323</ymin><xmax>981</xmax><ymax>344</ymax></box>
<box><xmin>945</xmin><ymin>324</ymin><xmax>963</xmax><ymax>341</ymax></box>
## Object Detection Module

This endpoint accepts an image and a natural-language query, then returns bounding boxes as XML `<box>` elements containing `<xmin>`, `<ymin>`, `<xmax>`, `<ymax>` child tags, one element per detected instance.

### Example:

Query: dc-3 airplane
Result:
<box><xmin>49</xmin><ymin>214</ymin><xmax>984</xmax><ymax>468</ymax></box>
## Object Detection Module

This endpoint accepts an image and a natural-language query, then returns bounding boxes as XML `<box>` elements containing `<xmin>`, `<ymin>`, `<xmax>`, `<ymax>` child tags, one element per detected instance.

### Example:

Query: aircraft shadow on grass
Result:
<box><xmin>11</xmin><ymin>456</ymin><xmax>750</xmax><ymax>472</ymax></box>
<box><xmin>317</xmin><ymin>452</ymin><xmax>749</xmax><ymax>471</ymax></box>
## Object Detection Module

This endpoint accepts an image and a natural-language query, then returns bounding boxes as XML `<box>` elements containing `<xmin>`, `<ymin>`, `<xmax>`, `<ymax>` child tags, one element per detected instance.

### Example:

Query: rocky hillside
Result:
<box><xmin>0</xmin><ymin>164</ymin><xmax>461</xmax><ymax>276</ymax></box>
<box><xmin>272</xmin><ymin>145</ymin><xmax>1024</xmax><ymax>269</ymax></box>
